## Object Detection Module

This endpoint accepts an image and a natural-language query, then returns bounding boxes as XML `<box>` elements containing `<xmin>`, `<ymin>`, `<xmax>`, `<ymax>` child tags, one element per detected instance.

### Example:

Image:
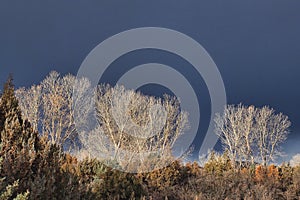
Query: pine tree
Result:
<box><xmin>0</xmin><ymin>75</ymin><xmax>38</xmax><ymax>153</ymax></box>
<box><xmin>0</xmin><ymin>75</ymin><xmax>23</xmax><ymax>140</ymax></box>
<box><xmin>0</xmin><ymin>76</ymin><xmax>31</xmax><ymax>199</ymax></box>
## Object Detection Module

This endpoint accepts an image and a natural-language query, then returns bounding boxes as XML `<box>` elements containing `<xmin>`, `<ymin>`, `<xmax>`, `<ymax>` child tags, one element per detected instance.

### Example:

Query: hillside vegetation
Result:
<box><xmin>0</xmin><ymin>73</ymin><xmax>299</xmax><ymax>200</ymax></box>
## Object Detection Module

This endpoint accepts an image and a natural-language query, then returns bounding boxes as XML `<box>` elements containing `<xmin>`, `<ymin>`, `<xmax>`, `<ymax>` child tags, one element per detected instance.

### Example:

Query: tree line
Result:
<box><xmin>15</xmin><ymin>71</ymin><xmax>292</xmax><ymax>168</ymax></box>
<box><xmin>0</xmin><ymin>72</ymin><xmax>299</xmax><ymax>199</ymax></box>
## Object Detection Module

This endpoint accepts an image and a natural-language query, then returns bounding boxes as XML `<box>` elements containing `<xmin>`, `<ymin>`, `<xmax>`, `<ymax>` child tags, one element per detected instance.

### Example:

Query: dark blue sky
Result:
<box><xmin>0</xmin><ymin>0</ymin><xmax>299</xmax><ymax>161</ymax></box>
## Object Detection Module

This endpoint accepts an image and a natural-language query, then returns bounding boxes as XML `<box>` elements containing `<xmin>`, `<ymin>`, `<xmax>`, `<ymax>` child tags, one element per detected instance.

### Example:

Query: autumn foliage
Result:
<box><xmin>0</xmin><ymin>76</ymin><xmax>299</xmax><ymax>199</ymax></box>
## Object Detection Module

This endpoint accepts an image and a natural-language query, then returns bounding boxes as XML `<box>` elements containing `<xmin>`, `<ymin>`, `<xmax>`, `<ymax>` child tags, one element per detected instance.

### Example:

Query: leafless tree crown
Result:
<box><xmin>78</xmin><ymin>84</ymin><xmax>189</xmax><ymax>172</ymax></box>
<box><xmin>215</xmin><ymin>104</ymin><xmax>290</xmax><ymax>167</ymax></box>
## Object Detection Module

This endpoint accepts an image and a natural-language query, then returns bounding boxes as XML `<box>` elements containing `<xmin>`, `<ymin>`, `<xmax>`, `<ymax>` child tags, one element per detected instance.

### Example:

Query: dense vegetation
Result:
<box><xmin>0</xmin><ymin>75</ymin><xmax>299</xmax><ymax>199</ymax></box>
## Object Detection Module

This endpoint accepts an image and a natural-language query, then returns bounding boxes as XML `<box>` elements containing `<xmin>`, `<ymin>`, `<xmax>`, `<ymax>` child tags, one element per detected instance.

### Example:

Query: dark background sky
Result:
<box><xmin>0</xmin><ymin>0</ymin><xmax>299</xmax><ymax>162</ymax></box>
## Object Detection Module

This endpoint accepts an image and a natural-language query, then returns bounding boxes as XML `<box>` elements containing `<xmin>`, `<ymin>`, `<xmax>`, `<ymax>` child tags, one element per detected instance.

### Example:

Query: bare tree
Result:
<box><xmin>15</xmin><ymin>71</ymin><xmax>92</xmax><ymax>151</ymax></box>
<box><xmin>215</xmin><ymin>104</ymin><xmax>290</xmax><ymax>167</ymax></box>
<box><xmin>214</xmin><ymin>104</ymin><xmax>249</xmax><ymax>166</ymax></box>
<box><xmin>255</xmin><ymin>106</ymin><xmax>290</xmax><ymax>166</ymax></box>
<box><xmin>15</xmin><ymin>85</ymin><xmax>41</xmax><ymax>132</ymax></box>
<box><xmin>78</xmin><ymin>84</ymin><xmax>189</xmax><ymax>172</ymax></box>
<box><xmin>40</xmin><ymin>71</ymin><xmax>75</xmax><ymax>146</ymax></box>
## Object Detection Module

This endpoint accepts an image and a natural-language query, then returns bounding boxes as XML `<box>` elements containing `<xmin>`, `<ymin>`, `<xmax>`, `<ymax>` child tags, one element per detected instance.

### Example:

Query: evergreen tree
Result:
<box><xmin>0</xmin><ymin>75</ymin><xmax>23</xmax><ymax>140</ymax></box>
<box><xmin>0</xmin><ymin>76</ymin><xmax>90</xmax><ymax>199</ymax></box>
